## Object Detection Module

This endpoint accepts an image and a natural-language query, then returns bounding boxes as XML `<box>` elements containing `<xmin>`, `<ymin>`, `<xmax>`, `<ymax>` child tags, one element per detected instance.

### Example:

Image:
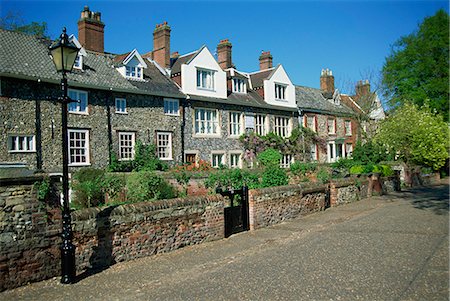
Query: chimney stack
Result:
<box><xmin>153</xmin><ymin>21</ymin><xmax>171</xmax><ymax>68</ymax></box>
<box><xmin>259</xmin><ymin>51</ymin><xmax>273</xmax><ymax>70</ymax></box>
<box><xmin>77</xmin><ymin>6</ymin><xmax>105</xmax><ymax>53</ymax></box>
<box><xmin>356</xmin><ymin>80</ymin><xmax>371</xmax><ymax>97</ymax></box>
<box><xmin>320</xmin><ymin>69</ymin><xmax>335</xmax><ymax>94</ymax></box>
<box><xmin>217</xmin><ymin>39</ymin><xmax>232</xmax><ymax>70</ymax></box>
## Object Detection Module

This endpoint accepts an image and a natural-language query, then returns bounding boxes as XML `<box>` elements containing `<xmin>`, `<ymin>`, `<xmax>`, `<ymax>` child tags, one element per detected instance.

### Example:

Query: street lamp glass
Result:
<box><xmin>49</xmin><ymin>28</ymin><xmax>80</xmax><ymax>73</ymax></box>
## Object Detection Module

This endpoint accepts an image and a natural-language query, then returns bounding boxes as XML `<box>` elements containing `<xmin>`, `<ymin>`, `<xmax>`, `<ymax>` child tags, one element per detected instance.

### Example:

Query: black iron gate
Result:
<box><xmin>216</xmin><ymin>186</ymin><xmax>249</xmax><ymax>238</ymax></box>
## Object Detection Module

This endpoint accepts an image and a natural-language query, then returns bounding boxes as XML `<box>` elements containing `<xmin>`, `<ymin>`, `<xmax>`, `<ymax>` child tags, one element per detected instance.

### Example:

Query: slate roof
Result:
<box><xmin>296</xmin><ymin>85</ymin><xmax>354</xmax><ymax>116</ymax></box>
<box><xmin>170</xmin><ymin>52</ymin><xmax>197</xmax><ymax>75</ymax></box>
<box><xmin>249</xmin><ymin>68</ymin><xmax>275</xmax><ymax>88</ymax></box>
<box><xmin>0</xmin><ymin>29</ymin><xmax>183</xmax><ymax>98</ymax></box>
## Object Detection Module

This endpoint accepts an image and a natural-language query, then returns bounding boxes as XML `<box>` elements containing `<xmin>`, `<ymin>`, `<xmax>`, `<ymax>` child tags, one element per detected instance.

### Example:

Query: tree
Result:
<box><xmin>381</xmin><ymin>9</ymin><xmax>449</xmax><ymax>121</ymax></box>
<box><xmin>0</xmin><ymin>11</ymin><xmax>49</xmax><ymax>39</ymax></box>
<box><xmin>374</xmin><ymin>102</ymin><xmax>449</xmax><ymax>171</ymax></box>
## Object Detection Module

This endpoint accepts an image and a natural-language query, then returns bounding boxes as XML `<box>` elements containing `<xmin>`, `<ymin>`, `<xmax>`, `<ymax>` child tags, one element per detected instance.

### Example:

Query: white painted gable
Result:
<box><xmin>116</xmin><ymin>49</ymin><xmax>147</xmax><ymax>80</ymax></box>
<box><xmin>369</xmin><ymin>94</ymin><xmax>386</xmax><ymax>120</ymax></box>
<box><xmin>181</xmin><ymin>46</ymin><xmax>227</xmax><ymax>99</ymax></box>
<box><xmin>263</xmin><ymin>65</ymin><xmax>297</xmax><ymax>108</ymax></box>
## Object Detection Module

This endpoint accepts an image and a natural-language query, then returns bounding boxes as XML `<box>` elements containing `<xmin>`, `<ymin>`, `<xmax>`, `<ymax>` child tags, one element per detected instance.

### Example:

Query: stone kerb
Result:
<box><xmin>71</xmin><ymin>194</ymin><xmax>225</xmax><ymax>273</ymax></box>
<box><xmin>248</xmin><ymin>184</ymin><xmax>327</xmax><ymax>230</ymax></box>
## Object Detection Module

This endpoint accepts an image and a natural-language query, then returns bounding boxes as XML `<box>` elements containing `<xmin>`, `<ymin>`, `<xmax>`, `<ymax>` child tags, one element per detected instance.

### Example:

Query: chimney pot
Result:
<box><xmin>259</xmin><ymin>50</ymin><xmax>273</xmax><ymax>70</ymax></box>
<box><xmin>78</xmin><ymin>6</ymin><xmax>105</xmax><ymax>53</ymax></box>
<box><xmin>217</xmin><ymin>38</ymin><xmax>232</xmax><ymax>69</ymax></box>
<box><xmin>153</xmin><ymin>21</ymin><xmax>171</xmax><ymax>68</ymax></box>
<box><xmin>320</xmin><ymin>68</ymin><xmax>335</xmax><ymax>94</ymax></box>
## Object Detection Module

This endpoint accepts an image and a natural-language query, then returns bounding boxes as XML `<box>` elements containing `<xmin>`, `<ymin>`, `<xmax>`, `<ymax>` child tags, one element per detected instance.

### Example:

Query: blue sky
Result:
<box><xmin>1</xmin><ymin>0</ymin><xmax>448</xmax><ymax>95</ymax></box>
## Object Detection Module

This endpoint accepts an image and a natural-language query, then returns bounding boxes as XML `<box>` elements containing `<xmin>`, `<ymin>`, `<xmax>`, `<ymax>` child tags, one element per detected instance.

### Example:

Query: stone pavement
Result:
<box><xmin>2</xmin><ymin>181</ymin><xmax>449</xmax><ymax>301</ymax></box>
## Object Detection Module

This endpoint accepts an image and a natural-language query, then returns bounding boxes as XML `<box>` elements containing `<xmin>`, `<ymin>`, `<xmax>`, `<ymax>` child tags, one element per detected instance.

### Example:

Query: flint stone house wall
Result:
<box><xmin>184</xmin><ymin>99</ymin><xmax>296</xmax><ymax>164</ymax></box>
<box><xmin>0</xmin><ymin>77</ymin><xmax>182</xmax><ymax>172</ymax></box>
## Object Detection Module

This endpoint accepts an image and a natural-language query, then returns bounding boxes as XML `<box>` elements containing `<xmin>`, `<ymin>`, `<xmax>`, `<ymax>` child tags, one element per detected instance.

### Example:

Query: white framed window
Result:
<box><xmin>68</xmin><ymin>129</ymin><xmax>90</xmax><ymax>166</ymax></box>
<box><xmin>157</xmin><ymin>132</ymin><xmax>173</xmax><ymax>160</ymax></box>
<box><xmin>328</xmin><ymin>118</ymin><xmax>336</xmax><ymax>134</ymax></box>
<box><xmin>310</xmin><ymin>144</ymin><xmax>318</xmax><ymax>161</ymax></box>
<box><xmin>255</xmin><ymin>115</ymin><xmax>267</xmax><ymax>136</ymax></box>
<box><xmin>211</xmin><ymin>153</ymin><xmax>225</xmax><ymax>168</ymax></box>
<box><xmin>8</xmin><ymin>135</ymin><xmax>35</xmax><ymax>152</ymax></box>
<box><xmin>197</xmin><ymin>68</ymin><xmax>215</xmax><ymax>90</ymax></box>
<box><xmin>194</xmin><ymin>108</ymin><xmax>219</xmax><ymax>135</ymax></box>
<box><xmin>73</xmin><ymin>55</ymin><xmax>82</xmax><ymax>70</ymax></box>
<box><xmin>345</xmin><ymin>120</ymin><xmax>352</xmax><ymax>136</ymax></box>
<box><xmin>229</xmin><ymin>112</ymin><xmax>243</xmax><ymax>137</ymax></box>
<box><xmin>305</xmin><ymin>115</ymin><xmax>316</xmax><ymax>132</ymax></box>
<box><xmin>274</xmin><ymin>116</ymin><xmax>291</xmax><ymax>138</ymax></box>
<box><xmin>229</xmin><ymin>152</ymin><xmax>242</xmax><ymax>168</ymax></box>
<box><xmin>280</xmin><ymin>154</ymin><xmax>293</xmax><ymax>168</ymax></box>
<box><xmin>115</xmin><ymin>98</ymin><xmax>127</xmax><ymax>114</ymax></box>
<box><xmin>118</xmin><ymin>132</ymin><xmax>135</xmax><ymax>160</ymax></box>
<box><xmin>68</xmin><ymin>89</ymin><xmax>88</xmax><ymax>114</ymax></box>
<box><xmin>345</xmin><ymin>143</ymin><xmax>353</xmax><ymax>158</ymax></box>
<box><xmin>275</xmin><ymin>83</ymin><xmax>287</xmax><ymax>100</ymax></box>
<box><xmin>125</xmin><ymin>66</ymin><xmax>142</xmax><ymax>79</ymax></box>
<box><xmin>164</xmin><ymin>98</ymin><xmax>179</xmax><ymax>116</ymax></box>
<box><xmin>232</xmin><ymin>78</ymin><xmax>246</xmax><ymax>93</ymax></box>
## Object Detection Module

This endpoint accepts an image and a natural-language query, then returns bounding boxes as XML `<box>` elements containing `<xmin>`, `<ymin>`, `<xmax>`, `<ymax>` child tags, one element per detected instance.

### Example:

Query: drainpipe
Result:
<box><xmin>297</xmin><ymin>108</ymin><xmax>305</xmax><ymax>162</ymax></box>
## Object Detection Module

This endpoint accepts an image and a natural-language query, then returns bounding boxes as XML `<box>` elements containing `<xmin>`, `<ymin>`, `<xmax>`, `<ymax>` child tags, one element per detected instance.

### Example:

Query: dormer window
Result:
<box><xmin>232</xmin><ymin>78</ymin><xmax>246</xmax><ymax>93</ymax></box>
<box><xmin>197</xmin><ymin>68</ymin><xmax>215</xmax><ymax>90</ymax></box>
<box><xmin>126</xmin><ymin>66</ymin><xmax>142</xmax><ymax>79</ymax></box>
<box><xmin>275</xmin><ymin>83</ymin><xmax>286</xmax><ymax>100</ymax></box>
<box><xmin>73</xmin><ymin>54</ymin><xmax>83</xmax><ymax>70</ymax></box>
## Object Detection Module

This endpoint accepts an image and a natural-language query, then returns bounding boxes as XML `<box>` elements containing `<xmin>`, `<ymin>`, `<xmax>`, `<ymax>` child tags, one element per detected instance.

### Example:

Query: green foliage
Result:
<box><xmin>381</xmin><ymin>9</ymin><xmax>449</xmax><ymax>121</ymax></box>
<box><xmin>352</xmin><ymin>140</ymin><xmax>392</xmax><ymax>164</ymax></box>
<box><xmin>375</xmin><ymin>102</ymin><xmax>449</xmax><ymax>170</ymax></box>
<box><xmin>261</xmin><ymin>166</ymin><xmax>288</xmax><ymax>187</ymax></box>
<box><xmin>330</xmin><ymin>158</ymin><xmax>359</xmax><ymax>170</ymax></box>
<box><xmin>380</xmin><ymin>165</ymin><xmax>394</xmax><ymax>177</ymax></box>
<box><xmin>101</xmin><ymin>173</ymin><xmax>126</xmax><ymax>201</ymax></box>
<box><xmin>173</xmin><ymin>170</ymin><xmax>192</xmax><ymax>197</ymax></box>
<box><xmin>126</xmin><ymin>171</ymin><xmax>175</xmax><ymax>203</ymax></box>
<box><xmin>289</xmin><ymin>162</ymin><xmax>317</xmax><ymax>175</ymax></box>
<box><xmin>34</xmin><ymin>178</ymin><xmax>51</xmax><ymax>201</ymax></box>
<box><xmin>72</xmin><ymin>168</ymin><xmax>106</xmax><ymax>208</ymax></box>
<box><xmin>349</xmin><ymin>164</ymin><xmax>394</xmax><ymax>177</ymax></box>
<box><xmin>316</xmin><ymin>168</ymin><xmax>331</xmax><ymax>184</ymax></box>
<box><xmin>350</xmin><ymin>165</ymin><xmax>365</xmax><ymax>175</ymax></box>
<box><xmin>108</xmin><ymin>141</ymin><xmax>168</xmax><ymax>172</ymax></box>
<box><xmin>257</xmin><ymin>148</ymin><xmax>282</xmax><ymax>167</ymax></box>
<box><xmin>204</xmin><ymin>169</ymin><xmax>261</xmax><ymax>190</ymax></box>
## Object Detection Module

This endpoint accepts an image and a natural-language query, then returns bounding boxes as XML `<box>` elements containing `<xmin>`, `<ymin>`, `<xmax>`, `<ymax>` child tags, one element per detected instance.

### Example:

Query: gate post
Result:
<box><xmin>241</xmin><ymin>186</ymin><xmax>249</xmax><ymax>231</ymax></box>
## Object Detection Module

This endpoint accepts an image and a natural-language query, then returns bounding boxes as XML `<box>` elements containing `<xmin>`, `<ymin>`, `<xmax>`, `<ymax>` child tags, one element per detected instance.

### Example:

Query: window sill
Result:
<box><xmin>159</xmin><ymin>157</ymin><xmax>173</xmax><ymax>161</ymax></box>
<box><xmin>69</xmin><ymin>111</ymin><xmax>89</xmax><ymax>116</ymax></box>
<box><xmin>69</xmin><ymin>163</ymin><xmax>91</xmax><ymax>167</ymax></box>
<box><xmin>8</xmin><ymin>150</ymin><xmax>36</xmax><ymax>153</ymax></box>
<box><xmin>164</xmin><ymin>113</ymin><xmax>180</xmax><ymax>117</ymax></box>
<box><xmin>115</xmin><ymin>111</ymin><xmax>128</xmax><ymax>115</ymax></box>
<box><xmin>193</xmin><ymin>134</ymin><xmax>221</xmax><ymax>138</ymax></box>
<box><xmin>196</xmin><ymin>87</ymin><xmax>216</xmax><ymax>92</ymax></box>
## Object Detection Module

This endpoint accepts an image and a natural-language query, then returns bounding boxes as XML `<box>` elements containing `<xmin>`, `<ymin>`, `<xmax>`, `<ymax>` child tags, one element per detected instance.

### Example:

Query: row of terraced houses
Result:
<box><xmin>0</xmin><ymin>6</ymin><xmax>385</xmax><ymax>173</ymax></box>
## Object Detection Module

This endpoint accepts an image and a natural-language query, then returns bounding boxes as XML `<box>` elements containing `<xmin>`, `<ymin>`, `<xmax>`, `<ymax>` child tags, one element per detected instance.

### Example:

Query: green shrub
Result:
<box><xmin>204</xmin><ymin>168</ymin><xmax>261</xmax><ymax>190</ymax></box>
<box><xmin>257</xmin><ymin>148</ymin><xmax>282</xmax><ymax>167</ymax></box>
<box><xmin>108</xmin><ymin>141</ymin><xmax>168</xmax><ymax>172</ymax></box>
<box><xmin>72</xmin><ymin>168</ymin><xmax>106</xmax><ymax>208</ymax></box>
<box><xmin>290</xmin><ymin>162</ymin><xmax>317</xmax><ymax>175</ymax></box>
<box><xmin>350</xmin><ymin>165</ymin><xmax>364</xmax><ymax>175</ymax></box>
<box><xmin>102</xmin><ymin>173</ymin><xmax>126</xmax><ymax>201</ymax></box>
<box><xmin>380</xmin><ymin>165</ymin><xmax>394</xmax><ymax>177</ymax></box>
<box><xmin>352</xmin><ymin>140</ymin><xmax>393</xmax><ymax>164</ymax></box>
<box><xmin>317</xmin><ymin>168</ymin><xmax>330</xmax><ymax>184</ymax></box>
<box><xmin>34</xmin><ymin>178</ymin><xmax>51</xmax><ymax>201</ymax></box>
<box><xmin>126</xmin><ymin>171</ymin><xmax>175</xmax><ymax>203</ymax></box>
<box><xmin>331</xmin><ymin>158</ymin><xmax>359</xmax><ymax>170</ymax></box>
<box><xmin>261</xmin><ymin>166</ymin><xmax>288</xmax><ymax>187</ymax></box>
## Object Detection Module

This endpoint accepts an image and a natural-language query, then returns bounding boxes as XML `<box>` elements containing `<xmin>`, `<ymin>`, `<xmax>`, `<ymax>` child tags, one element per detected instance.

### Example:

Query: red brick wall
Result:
<box><xmin>77</xmin><ymin>20</ymin><xmax>104</xmax><ymax>53</ymax></box>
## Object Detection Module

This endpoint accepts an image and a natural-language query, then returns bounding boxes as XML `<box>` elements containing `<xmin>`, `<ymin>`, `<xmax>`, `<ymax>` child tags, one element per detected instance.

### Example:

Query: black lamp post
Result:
<box><xmin>49</xmin><ymin>27</ymin><xmax>80</xmax><ymax>284</ymax></box>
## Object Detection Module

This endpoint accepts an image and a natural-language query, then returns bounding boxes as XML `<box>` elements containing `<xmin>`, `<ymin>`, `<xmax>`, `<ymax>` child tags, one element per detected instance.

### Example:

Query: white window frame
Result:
<box><xmin>274</xmin><ymin>116</ymin><xmax>291</xmax><ymax>138</ymax></box>
<box><xmin>229</xmin><ymin>112</ymin><xmax>243</xmax><ymax>137</ymax></box>
<box><xmin>275</xmin><ymin>83</ymin><xmax>287</xmax><ymax>101</ymax></box>
<box><xmin>194</xmin><ymin>108</ymin><xmax>220</xmax><ymax>136</ymax></box>
<box><xmin>328</xmin><ymin>118</ymin><xmax>336</xmax><ymax>134</ymax></box>
<box><xmin>345</xmin><ymin>143</ymin><xmax>353</xmax><ymax>158</ymax></box>
<box><xmin>255</xmin><ymin>114</ymin><xmax>267</xmax><ymax>136</ymax></box>
<box><xmin>232</xmin><ymin>78</ymin><xmax>246</xmax><ymax>93</ymax></box>
<box><xmin>310</xmin><ymin>144</ymin><xmax>318</xmax><ymax>161</ymax></box>
<box><xmin>305</xmin><ymin>115</ymin><xmax>316</xmax><ymax>132</ymax></box>
<box><xmin>125</xmin><ymin>65</ymin><xmax>143</xmax><ymax>80</ymax></box>
<box><xmin>345</xmin><ymin>120</ymin><xmax>352</xmax><ymax>136</ymax></box>
<box><xmin>68</xmin><ymin>129</ymin><xmax>90</xmax><ymax>166</ymax></box>
<box><xmin>229</xmin><ymin>152</ymin><xmax>242</xmax><ymax>169</ymax></box>
<box><xmin>8</xmin><ymin>135</ymin><xmax>35</xmax><ymax>153</ymax></box>
<box><xmin>68</xmin><ymin>89</ymin><xmax>88</xmax><ymax>114</ymax></box>
<box><xmin>280</xmin><ymin>154</ymin><xmax>294</xmax><ymax>169</ymax></box>
<box><xmin>164</xmin><ymin>98</ymin><xmax>179</xmax><ymax>116</ymax></box>
<box><xmin>118</xmin><ymin>132</ymin><xmax>135</xmax><ymax>161</ymax></box>
<box><xmin>73</xmin><ymin>54</ymin><xmax>83</xmax><ymax>70</ymax></box>
<box><xmin>196</xmin><ymin>68</ymin><xmax>215</xmax><ymax>91</ymax></box>
<box><xmin>156</xmin><ymin>132</ymin><xmax>173</xmax><ymax>160</ymax></box>
<box><xmin>327</xmin><ymin>141</ymin><xmax>345</xmax><ymax>163</ymax></box>
<box><xmin>115</xmin><ymin>98</ymin><xmax>127</xmax><ymax>114</ymax></box>
<box><xmin>211</xmin><ymin>152</ymin><xmax>225</xmax><ymax>168</ymax></box>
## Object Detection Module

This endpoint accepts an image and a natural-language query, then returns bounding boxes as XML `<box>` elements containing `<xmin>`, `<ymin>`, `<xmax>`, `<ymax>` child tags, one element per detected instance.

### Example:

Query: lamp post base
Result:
<box><xmin>60</xmin><ymin>241</ymin><xmax>76</xmax><ymax>284</ymax></box>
